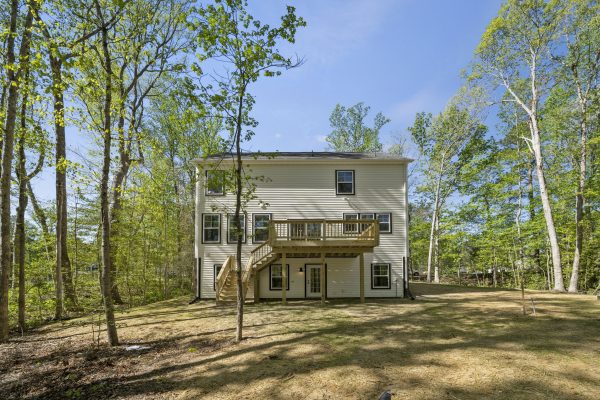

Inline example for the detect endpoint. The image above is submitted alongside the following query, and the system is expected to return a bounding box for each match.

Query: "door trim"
[304,263,327,299]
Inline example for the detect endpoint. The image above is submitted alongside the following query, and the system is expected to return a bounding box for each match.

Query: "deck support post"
[320,252,326,304]
[282,252,287,305]
[360,253,365,304]
[253,271,260,304]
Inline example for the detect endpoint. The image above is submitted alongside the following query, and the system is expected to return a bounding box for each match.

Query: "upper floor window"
[376,213,392,234]
[227,213,246,244]
[202,213,221,243]
[336,170,355,195]
[205,170,225,196]
[252,213,271,243]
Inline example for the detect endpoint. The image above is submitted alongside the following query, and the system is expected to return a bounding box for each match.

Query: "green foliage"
[325,102,388,152]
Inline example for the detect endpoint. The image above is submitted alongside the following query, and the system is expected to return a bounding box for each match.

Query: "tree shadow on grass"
[3,291,599,399]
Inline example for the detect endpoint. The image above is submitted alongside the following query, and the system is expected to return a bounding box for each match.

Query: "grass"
[1,283,599,399]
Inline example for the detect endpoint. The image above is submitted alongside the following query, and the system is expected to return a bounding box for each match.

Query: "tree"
[410,87,487,283]
[193,0,305,342]
[556,0,600,292]
[473,0,567,291]
[1,0,36,342]
[325,102,388,152]
[31,0,118,315]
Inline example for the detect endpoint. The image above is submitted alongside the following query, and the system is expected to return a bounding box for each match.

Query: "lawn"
[1,283,599,399]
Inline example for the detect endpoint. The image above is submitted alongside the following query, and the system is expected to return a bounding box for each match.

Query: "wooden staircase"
[215,242,277,304]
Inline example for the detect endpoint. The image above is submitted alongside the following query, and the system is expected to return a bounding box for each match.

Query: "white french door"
[305,265,321,298]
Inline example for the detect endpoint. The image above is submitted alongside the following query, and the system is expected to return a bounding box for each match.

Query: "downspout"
[404,163,414,300]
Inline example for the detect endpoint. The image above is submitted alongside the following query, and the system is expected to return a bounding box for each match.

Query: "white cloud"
[316,135,327,143]
[274,133,282,139]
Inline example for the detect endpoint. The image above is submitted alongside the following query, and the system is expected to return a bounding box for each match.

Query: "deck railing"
[268,219,379,244]
[215,255,235,299]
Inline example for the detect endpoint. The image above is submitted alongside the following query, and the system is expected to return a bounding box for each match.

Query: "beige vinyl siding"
[195,161,408,299]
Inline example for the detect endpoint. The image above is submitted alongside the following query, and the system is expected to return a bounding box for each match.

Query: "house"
[193,152,411,303]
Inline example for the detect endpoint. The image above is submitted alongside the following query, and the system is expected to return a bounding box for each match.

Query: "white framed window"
[371,263,391,289]
[213,264,222,290]
[343,213,359,234]
[269,264,290,290]
[227,213,246,244]
[205,170,225,196]
[202,214,221,243]
[336,170,355,195]
[252,213,271,243]
[376,213,392,234]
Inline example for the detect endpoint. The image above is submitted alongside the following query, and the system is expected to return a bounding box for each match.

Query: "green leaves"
[325,102,388,152]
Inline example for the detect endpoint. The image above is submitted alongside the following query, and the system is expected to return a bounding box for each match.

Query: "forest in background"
[0,0,598,343]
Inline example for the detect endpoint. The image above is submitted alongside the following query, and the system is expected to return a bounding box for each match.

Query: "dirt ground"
[1,283,599,400]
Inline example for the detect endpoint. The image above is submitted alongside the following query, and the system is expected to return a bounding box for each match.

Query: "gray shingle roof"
[198,151,412,163]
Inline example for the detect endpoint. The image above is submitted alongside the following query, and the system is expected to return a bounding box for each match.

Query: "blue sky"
[33,0,503,202]
[243,0,503,155]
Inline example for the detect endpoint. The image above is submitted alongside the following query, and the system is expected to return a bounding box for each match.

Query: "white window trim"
[376,213,392,234]
[269,264,290,291]
[202,213,221,244]
[205,170,225,196]
[252,213,272,243]
[227,213,246,244]
[336,170,355,195]
[371,263,391,289]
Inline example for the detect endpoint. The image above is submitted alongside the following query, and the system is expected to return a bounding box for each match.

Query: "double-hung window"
[372,263,391,289]
[376,213,392,233]
[205,170,225,196]
[202,214,221,243]
[269,264,290,290]
[336,170,355,195]
[227,213,246,243]
[252,213,271,243]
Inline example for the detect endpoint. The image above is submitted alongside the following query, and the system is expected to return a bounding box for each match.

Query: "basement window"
[213,264,222,290]
[269,264,290,290]
[371,263,391,289]
[336,170,355,195]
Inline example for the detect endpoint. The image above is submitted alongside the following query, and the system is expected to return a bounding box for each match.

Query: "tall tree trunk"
[530,116,564,291]
[50,56,78,312]
[234,88,246,343]
[15,91,29,332]
[0,0,34,342]
[569,86,589,293]
[427,173,442,283]
[433,213,440,283]
[98,4,119,346]
[108,99,129,305]
[527,161,542,272]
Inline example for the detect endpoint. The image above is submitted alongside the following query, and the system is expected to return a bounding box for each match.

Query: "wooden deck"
[216,219,380,305]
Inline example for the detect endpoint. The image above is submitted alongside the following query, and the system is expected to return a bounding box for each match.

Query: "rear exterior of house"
[193,152,410,302]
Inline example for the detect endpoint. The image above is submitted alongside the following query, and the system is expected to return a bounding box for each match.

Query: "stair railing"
[215,255,234,301]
